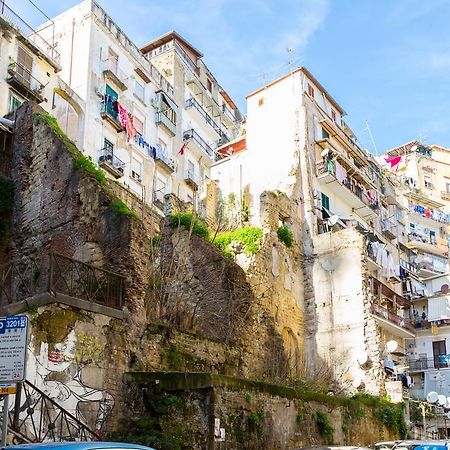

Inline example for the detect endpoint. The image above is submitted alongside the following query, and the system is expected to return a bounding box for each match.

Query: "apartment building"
[0,1,60,119]
[211,67,415,397]
[36,1,241,211]
[141,31,242,208]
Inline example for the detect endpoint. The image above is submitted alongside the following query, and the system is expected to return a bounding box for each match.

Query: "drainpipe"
[65,18,76,134]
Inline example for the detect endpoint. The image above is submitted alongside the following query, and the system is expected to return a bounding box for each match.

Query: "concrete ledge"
[0,292,125,319]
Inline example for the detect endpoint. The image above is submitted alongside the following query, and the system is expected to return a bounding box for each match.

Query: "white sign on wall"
[0,315,29,383]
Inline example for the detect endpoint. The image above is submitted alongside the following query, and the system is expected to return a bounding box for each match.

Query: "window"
[131,158,142,182]
[331,110,336,122]
[409,222,415,232]
[424,175,433,189]
[307,83,314,97]
[446,182,450,194]
[206,78,212,92]
[108,48,119,75]
[134,80,145,102]
[17,46,33,88]
[133,116,144,136]
[8,92,22,113]
[321,127,330,139]
[321,193,330,211]
[104,138,114,152]
[258,97,264,107]
[430,230,437,244]
[158,138,167,154]
[187,160,195,178]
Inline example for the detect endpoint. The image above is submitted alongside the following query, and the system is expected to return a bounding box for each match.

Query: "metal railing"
[155,110,176,135]
[5,380,100,442]
[101,100,120,122]
[153,190,165,207]
[408,232,437,246]
[154,147,175,171]
[381,218,397,236]
[441,191,450,201]
[400,258,419,276]
[183,129,214,158]
[371,303,415,333]
[7,62,45,94]
[185,97,229,141]
[0,1,60,63]
[102,57,127,86]
[0,254,124,310]
[317,160,379,211]
[184,170,200,186]
[98,147,125,174]
[407,356,448,371]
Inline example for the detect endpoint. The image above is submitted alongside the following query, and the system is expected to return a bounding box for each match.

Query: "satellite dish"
[386,340,398,353]
[321,148,331,158]
[447,412,450,420]
[427,391,439,403]
[411,145,418,152]
[441,284,449,294]
[438,395,446,406]
[352,375,362,388]
[327,215,340,226]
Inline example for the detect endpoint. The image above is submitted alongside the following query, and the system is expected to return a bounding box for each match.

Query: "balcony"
[100,101,124,132]
[316,160,379,220]
[371,303,415,337]
[406,233,448,258]
[6,62,44,103]
[98,148,125,179]
[0,2,60,65]
[155,110,176,136]
[183,129,215,159]
[381,218,397,240]
[185,97,229,142]
[413,253,449,278]
[102,58,127,91]
[407,356,449,372]
[154,147,175,174]
[153,190,165,210]
[184,170,200,190]
[441,191,450,201]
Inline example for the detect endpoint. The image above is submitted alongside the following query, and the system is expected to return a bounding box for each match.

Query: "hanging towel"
[335,161,347,183]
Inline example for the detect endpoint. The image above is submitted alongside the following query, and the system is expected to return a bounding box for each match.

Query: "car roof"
[1,443,156,450]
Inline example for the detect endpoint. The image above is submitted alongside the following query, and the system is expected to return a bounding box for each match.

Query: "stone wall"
[120,371,405,450]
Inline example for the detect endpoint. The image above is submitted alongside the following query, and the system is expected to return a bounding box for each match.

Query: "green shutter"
[321,193,330,211]
[106,84,118,100]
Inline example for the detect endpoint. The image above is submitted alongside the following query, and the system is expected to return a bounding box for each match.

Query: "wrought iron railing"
[185,97,229,142]
[183,129,214,158]
[0,1,60,63]
[102,57,127,86]
[154,147,175,172]
[50,253,124,309]
[0,253,124,310]
[407,356,448,371]
[98,147,125,174]
[7,62,45,95]
[371,303,415,333]
[155,110,176,135]
[4,380,99,442]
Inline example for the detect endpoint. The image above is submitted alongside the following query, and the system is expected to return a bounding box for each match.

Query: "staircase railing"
[2,380,99,443]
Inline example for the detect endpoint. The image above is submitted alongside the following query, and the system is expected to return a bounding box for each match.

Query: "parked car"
[297,447,371,450]
[371,441,399,450]
[1,443,156,450]
[392,441,450,450]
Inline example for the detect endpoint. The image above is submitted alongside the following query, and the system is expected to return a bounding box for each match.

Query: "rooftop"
[140,30,203,59]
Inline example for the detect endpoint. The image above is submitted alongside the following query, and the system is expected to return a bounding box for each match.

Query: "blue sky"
[12,0,450,153]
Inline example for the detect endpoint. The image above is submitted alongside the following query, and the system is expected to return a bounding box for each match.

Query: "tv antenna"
[365,120,378,155]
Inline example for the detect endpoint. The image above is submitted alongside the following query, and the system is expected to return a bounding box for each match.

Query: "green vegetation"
[166,345,182,371]
[73,153,107,186]
[110,198,140,220]
[34,111,141,221]
[168,212,210,239]
[277,225,293,247]
[213,227,263,257]
[315,410,334,441]
[0,176,14,243]
[248,409,265,431]
[150,235,161,248]
[244,392,252,403]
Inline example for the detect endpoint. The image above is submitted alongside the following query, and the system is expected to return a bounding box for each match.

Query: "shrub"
[73,154,107,186]
[168,212,209,239]
[277,225,293,247]
[315,410,334,440]
[213,227,262,256]
[110,198,140,220]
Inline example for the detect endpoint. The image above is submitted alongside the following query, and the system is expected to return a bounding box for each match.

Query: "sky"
[12,0,450,153]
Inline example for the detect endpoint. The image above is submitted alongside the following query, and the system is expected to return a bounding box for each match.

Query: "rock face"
[0,102,405,448]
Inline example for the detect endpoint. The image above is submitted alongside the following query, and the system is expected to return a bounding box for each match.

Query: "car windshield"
[412,446,447,450]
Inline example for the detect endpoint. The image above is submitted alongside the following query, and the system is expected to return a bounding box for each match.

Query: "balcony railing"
[101,100,124,132]
[7,62,45,102]
[381,218,397,239]
[102,57,127,91]
[155,110,176,136]
[0,253,124,310]
[441,191,450,201]
[185,97,229,142]
[183,129,214,158]
[153,190,165,209]
[154,147,175,173]
[407,356,449,371]
[400,258,419,276]
[371,303,415,333]
[184,170,200,190]
[0,1,60,64]
[317,160,380,211]
[98,147,125,178]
